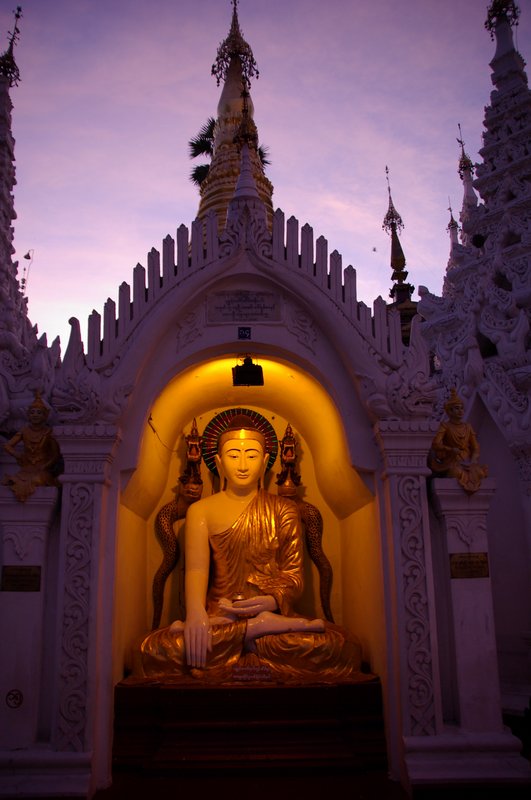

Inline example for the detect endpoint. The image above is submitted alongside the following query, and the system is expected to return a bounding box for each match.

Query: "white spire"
[233,143,260,200]
[226,142,266,228]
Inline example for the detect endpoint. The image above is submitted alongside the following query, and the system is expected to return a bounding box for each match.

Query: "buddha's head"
[216,414,269,492]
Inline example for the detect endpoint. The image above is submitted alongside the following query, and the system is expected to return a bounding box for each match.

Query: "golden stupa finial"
[457,124,474,180]
[382,165,404,235]
[447,198,458,233]
[211,0,259,89]
[382,166,407,277]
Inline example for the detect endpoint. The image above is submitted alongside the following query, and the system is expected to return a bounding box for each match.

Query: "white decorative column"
[51,426,120,785]
[375,419,443,782]
[0,425,120,799]
[0,487,58,749]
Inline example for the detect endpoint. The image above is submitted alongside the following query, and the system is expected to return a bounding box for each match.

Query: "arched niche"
[113,355,381,677]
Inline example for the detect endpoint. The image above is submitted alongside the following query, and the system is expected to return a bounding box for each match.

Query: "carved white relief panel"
[2,525,46,562]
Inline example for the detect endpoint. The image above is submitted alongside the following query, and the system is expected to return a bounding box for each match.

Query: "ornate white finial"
[0,6,22,87]
[485,1,520,39]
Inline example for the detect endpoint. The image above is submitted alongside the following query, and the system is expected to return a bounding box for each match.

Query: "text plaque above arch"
[207,290,281,323]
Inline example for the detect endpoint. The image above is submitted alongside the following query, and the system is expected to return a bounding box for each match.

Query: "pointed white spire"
[485,1,527,92]
[457,125,478,214]
[485,1,520,60]
[226,142,266,227]
[233,143,260,200]
[447,201,459,249]
[492,12,516,60]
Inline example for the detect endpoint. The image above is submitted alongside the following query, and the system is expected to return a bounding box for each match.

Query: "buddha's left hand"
[220,595,278,617]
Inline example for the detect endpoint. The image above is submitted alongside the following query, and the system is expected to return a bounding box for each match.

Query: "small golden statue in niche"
[276,423,335,623]
[140,411,366,684]
[151,419,203,630]
[2,391,62,502]
[428,388,488,494]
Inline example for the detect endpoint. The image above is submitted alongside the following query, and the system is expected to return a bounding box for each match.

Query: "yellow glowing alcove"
[121,356,373,520]
[115,355,383,673]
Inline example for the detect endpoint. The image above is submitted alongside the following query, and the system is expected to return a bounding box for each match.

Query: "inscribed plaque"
[449,552,489,579]
[1,565,41,592]
[208,291,281,323]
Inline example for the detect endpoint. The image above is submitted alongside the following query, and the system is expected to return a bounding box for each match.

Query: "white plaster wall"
[113,505,150,676]
[470,403,530,696]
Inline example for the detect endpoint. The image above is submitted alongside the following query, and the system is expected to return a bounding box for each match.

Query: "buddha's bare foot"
[245,610,325,642]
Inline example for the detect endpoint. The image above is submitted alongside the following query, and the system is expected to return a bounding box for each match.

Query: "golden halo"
[201,408,278,475]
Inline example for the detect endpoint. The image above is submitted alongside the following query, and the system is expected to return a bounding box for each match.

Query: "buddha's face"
[216,437,268,491]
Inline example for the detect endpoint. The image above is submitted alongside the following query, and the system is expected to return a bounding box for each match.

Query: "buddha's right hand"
[184,609,212,668]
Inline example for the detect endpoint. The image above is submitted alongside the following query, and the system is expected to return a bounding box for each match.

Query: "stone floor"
[94,767,409,799]
[92,767,531,800]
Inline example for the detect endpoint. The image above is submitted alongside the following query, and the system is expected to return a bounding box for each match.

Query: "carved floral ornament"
[446,515,488,546]
[219,202,272,259]
[3,525,45,561]
[57,480,93,751]
[361,316,438,422]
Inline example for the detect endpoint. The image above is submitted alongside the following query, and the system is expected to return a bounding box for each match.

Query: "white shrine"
[0,1,530,797]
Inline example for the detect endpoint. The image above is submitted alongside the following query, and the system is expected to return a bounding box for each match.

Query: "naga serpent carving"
[298,498,335,624]
[151,419,203,630]
[276,423,335,623]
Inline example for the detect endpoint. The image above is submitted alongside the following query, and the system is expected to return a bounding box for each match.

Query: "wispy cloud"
[6,0,530,347]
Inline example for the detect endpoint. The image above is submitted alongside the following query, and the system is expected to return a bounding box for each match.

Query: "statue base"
[112,677,386,771]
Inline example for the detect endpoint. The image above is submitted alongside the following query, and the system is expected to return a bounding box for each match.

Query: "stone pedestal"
[0,487,58,749]
[432,478,501,732]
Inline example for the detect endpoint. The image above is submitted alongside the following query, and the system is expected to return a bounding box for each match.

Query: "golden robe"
[140,491,363,683]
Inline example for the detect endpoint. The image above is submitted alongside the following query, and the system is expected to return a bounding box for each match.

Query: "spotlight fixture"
[232,356,264,387]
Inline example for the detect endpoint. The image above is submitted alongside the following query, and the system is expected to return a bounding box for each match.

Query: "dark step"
[112,677,387,771]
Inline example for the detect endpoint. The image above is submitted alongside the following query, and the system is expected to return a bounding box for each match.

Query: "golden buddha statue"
[428,388,488,494]
[2,391,62,502]
[139,413,365,684]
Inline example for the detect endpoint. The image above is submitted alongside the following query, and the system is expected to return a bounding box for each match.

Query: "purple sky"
[6,0,531,350]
